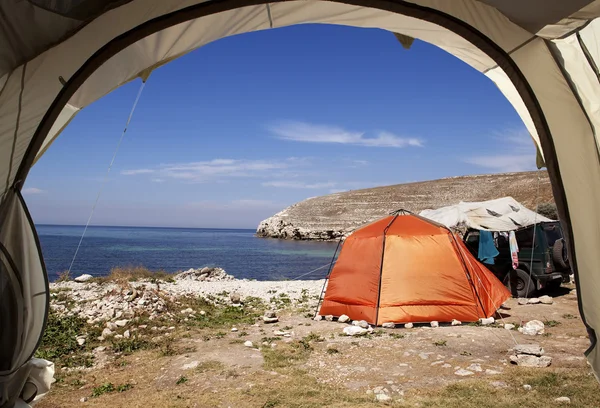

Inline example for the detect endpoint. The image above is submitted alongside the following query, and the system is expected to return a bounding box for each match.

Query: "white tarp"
[419,197,552,231]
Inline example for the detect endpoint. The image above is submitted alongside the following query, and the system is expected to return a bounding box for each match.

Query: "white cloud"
[269,121,423,148]
[22,187,45,194]
[121,158,303,183]
[262,181,337,189]
[121,169,155,175]
[464,128,537,172]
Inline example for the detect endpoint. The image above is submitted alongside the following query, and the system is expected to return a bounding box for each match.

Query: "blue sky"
[23,24,536,229]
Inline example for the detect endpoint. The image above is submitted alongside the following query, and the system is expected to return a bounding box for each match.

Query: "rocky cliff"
[256,171,554,240]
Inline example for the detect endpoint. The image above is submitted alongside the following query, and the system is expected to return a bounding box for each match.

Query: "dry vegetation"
[37,279,599,408]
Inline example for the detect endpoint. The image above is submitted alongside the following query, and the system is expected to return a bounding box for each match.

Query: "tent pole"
[313,237,343,318]
[374,214,399,326]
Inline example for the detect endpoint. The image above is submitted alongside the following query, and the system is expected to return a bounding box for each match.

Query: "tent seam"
[5,64,26,193]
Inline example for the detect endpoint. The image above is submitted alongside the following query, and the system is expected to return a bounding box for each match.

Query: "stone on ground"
[231,327,238,332]
[357,320,369,329]
[504,323,515,330]
[404,323,413,329]
[467,363,483,372]
[244,341,253,348]
[343,326,368,336]
[518,298,529,305]
[451,319,462,326]
[554,397,571,404]
[539,295,554,305]
[115,319,128,327]
[74,274,93,283]
[325,315,334,321]
[523,384,532,391]
[182,361,199,370]
[514,344,544,356]
[264,310,277,318]
[454,369,474,376]
[76,337,86,346]
[123,330,130,339]
[491,381,508,388]
[101,328,113,338]
[382,322,395,329]
[375,394,392,402]
[430,321,439,328]
[528,298,541,304]
[230,292,241,304]
[313,315,322,321]
[480,317,494,325]
[519,320,545,335]
[338,314,350,323]
[510,354,552,367]
[263,316,279,323]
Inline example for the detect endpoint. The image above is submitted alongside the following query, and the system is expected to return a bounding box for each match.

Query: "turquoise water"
[37,225,338,282]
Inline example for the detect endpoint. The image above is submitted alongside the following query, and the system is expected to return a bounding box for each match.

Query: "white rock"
[382,322,395,329]
[338,314,350,323]
[231,328,238,332]
[357,320,369,329]
[313,315,323,321]
[114,334,123,340]
[442,363,452,368]
[230,292,241,304]
[264,310,277,318]
[199,310,206,316]
[180,308,194,314]
[454,369,474,376]
[182,361,199,370]
[480,317,495,325]
[467,363,483,372]
[514,344,544,356]
[263,316,279,324]
[404,323,413,329]
[430,321,439,328]
[325,315,334,321]
[94,346,106,352]
[486,369,502,375]
[115,319,128,327]
[554,397,571,404]
[519,320,545,335]
[419,353,429,360]
[123,330,130,339]
[518,298,529,305]
[244,341,254,348]
[101,328,113,338]
[375,394,392,402]
[80,397,88,402]
[504,324,515,330]
[528,298,541,304]
[76,337,86,346]
[74,274,93,283]
[491,381,508,388]
[343,326,368,336]
[523,384,532,391]
[451,319,462,326]
[510,354,552,367]
[539,295,554,305]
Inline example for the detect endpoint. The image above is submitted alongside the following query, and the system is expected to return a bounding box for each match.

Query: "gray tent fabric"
[3,0,600,404]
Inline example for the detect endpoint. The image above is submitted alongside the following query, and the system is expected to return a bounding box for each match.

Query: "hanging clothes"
[509,231,519,270]
[478,230,499,265]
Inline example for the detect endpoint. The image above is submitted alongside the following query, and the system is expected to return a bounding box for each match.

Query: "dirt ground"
[38,285,599,408]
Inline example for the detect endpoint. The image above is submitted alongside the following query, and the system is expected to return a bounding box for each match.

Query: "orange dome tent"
[319,211,510,325]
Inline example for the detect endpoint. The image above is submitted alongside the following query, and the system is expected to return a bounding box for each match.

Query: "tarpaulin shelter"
[419,197,552,232]
[3,0,600,404]
[319,212,511,324]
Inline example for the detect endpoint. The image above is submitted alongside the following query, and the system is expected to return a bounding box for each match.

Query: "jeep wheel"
[504,269,536,298]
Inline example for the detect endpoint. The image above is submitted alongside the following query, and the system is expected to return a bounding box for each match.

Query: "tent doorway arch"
[3,2,600,404]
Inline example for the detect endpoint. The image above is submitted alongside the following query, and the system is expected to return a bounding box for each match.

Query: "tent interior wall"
[2,0,600,404]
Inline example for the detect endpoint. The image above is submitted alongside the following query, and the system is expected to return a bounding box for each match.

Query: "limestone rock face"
[256,171,553,240]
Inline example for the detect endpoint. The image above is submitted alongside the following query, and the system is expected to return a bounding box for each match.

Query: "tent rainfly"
[3,1,600,405]
[419,197,552,232]
[318,212,511,324]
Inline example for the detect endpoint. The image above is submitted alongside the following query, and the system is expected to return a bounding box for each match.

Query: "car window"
[543,224,562,246]
[515,228,535,248]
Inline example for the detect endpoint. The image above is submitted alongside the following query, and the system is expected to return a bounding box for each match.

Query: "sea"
[37,225,339,282]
